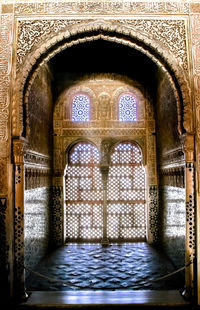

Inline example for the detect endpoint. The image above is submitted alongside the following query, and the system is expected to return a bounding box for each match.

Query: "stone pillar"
[100,166,109,245]
[13,138,28,300]
[183,134,196,298]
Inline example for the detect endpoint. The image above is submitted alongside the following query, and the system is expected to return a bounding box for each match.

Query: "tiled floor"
[26,243,185,291]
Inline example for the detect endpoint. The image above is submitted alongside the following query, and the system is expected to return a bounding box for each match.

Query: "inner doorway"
[65,141,146,243]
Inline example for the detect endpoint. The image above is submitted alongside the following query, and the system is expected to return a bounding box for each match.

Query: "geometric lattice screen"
[107,142,146,241]
[65,142,103,241]
[65,141,146,242]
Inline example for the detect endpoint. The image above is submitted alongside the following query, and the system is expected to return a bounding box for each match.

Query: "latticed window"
[65,141,146,242]
[119,93,137,121]
[72,94,90,122]
[107,142,146,240]
[65,142,103,241]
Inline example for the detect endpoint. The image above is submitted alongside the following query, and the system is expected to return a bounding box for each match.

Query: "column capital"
[181,133,195,162]
[13,138,28,164]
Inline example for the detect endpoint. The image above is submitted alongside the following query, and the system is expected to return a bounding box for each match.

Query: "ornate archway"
[12,20,195,299]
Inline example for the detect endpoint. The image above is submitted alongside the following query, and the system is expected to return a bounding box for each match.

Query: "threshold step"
[15,290,193,309]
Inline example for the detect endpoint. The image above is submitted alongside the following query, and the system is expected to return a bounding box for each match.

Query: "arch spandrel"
[13,19,192,140]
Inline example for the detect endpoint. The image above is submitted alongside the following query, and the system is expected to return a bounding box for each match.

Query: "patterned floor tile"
[26,242,185,291]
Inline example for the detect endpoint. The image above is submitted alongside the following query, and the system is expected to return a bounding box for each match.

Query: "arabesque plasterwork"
[13,1,190,15]
[17,19,187,70]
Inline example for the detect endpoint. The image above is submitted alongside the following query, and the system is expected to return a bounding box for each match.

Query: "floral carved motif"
[17,20,87,66]
[14,1,189,15]
[119,19,187,70]
[17,19,187,71]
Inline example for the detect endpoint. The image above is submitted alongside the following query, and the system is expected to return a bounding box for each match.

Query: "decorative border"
[13,2,190,15]
[0,14,13,144]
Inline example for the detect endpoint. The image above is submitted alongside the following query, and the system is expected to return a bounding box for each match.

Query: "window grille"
[107,142,146,240]
[72,94,90,122]
[119,94,137,121]
[65,142,146,242]
[65,143,103,241]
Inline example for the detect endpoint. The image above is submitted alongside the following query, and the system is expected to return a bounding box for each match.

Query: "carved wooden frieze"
[17,19,188,71]
[14,1,189,16]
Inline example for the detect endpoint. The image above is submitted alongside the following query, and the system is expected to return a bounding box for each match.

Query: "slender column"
[182,134,195,299]
[101,166,109,245]
[13,138,28,300]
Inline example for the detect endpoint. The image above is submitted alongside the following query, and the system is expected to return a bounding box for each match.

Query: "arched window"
[72,94,90,122]
[107,142,146,240]
[65,142,103,241]
[119,93,137,121]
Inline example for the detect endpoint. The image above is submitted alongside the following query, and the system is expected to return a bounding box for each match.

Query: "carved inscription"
[0,14,13,142]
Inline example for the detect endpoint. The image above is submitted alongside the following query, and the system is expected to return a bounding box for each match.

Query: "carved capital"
[13,138,28,164]
[181,134,194,162]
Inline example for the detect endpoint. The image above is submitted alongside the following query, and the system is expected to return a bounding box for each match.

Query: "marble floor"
[26,243,185,292]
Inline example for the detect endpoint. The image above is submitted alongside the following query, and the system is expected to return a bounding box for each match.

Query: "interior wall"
[24,64,53,274]
[156,72,185,268]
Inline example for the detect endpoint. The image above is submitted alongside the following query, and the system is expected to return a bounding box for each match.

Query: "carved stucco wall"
[27,64,53,156]
[24,65,53,276]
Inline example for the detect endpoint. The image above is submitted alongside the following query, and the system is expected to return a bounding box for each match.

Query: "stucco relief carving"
[17,19,187,71]
[97,92,111,120]
[0,14,13,142]
[118,19,187,70]
[17,20,85,66]
[14,1,189,15]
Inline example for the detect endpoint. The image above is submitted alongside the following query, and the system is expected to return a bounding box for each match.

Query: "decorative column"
[100,140,111,246]
[183,134,196,299]
[13,138,28,300]
[100,166,109,245]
